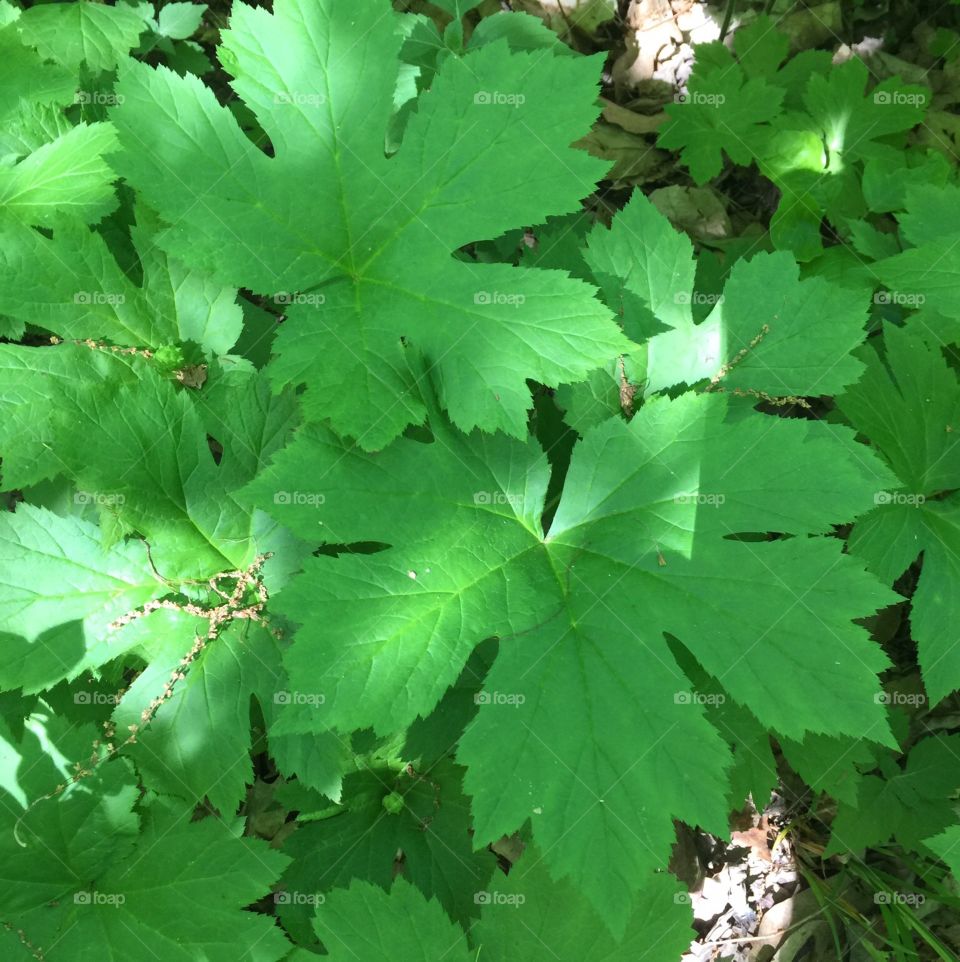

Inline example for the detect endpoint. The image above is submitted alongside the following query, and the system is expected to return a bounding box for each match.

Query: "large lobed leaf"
[110,0,629,447]
[244,380,899,930]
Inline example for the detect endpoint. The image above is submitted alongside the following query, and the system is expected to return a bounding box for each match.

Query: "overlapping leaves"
[244,378,898,929]
[111,0,629,447]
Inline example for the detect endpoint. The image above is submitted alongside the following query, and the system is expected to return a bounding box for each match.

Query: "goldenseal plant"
[0,0,958,959]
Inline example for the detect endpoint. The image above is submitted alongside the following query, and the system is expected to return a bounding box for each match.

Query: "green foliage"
[659,16,931,261]
[0,1,958,958]
[826,735,960,855]
[17,0,149,72]
[838,325,960,705]
[110,0,625,446]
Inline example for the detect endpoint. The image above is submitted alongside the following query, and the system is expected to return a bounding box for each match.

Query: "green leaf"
[112,622,284,815]
[467,11,571,55]
[0,124,118,228]
[555,349,644,435]
[733,15,790,80]
[530,0,616,34]
[0,504,161,656]
[111,0,624,445]
[586,196,872,396]
[875,183,960,329]
[471,847,694,961]
[131,204,243,356]
[781,733,884,806]
[430,0,483,18]
[802,59,928,168]
[0,343,142,489]
[269,727,349,803]
[691,251,870,396]
[246,385,897,931]
[0,714,139,912]
[0,17,74,126]
[156,2,206,39]
[0,102,73,167]
[704,695,778,810]
[924,825,960,879]
[40,366,297,581]
[826,736,960,855]
[12,804,291,961]
[17,0,148,72]
[838,325,960,704]
[313,878,472,961]
[281,760,494,929]
[862,149,951,213]
[0,208,244,355]
[0,219,162,347]
[311,858,692,962]
[583,190,695,339]
[51,368,247,576]
[657,45,784,183]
